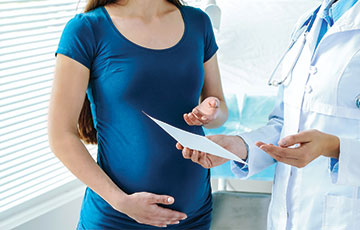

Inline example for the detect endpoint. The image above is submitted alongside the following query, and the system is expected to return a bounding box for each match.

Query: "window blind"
[0,0,97,215]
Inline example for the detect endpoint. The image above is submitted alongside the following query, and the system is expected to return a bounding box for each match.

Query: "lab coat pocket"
[322,195,356,230]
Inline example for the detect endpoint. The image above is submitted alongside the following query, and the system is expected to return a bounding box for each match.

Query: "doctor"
[177,0,360,229]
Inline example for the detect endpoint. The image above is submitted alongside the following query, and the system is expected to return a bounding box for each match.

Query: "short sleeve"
[202,13,218,63]
[55,14,96,69]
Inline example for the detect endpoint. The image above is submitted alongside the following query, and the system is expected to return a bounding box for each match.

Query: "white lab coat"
[232,1,360,230]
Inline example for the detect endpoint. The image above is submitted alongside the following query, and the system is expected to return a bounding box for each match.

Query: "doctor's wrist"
[321,133,340,159]
[235,135,249,160]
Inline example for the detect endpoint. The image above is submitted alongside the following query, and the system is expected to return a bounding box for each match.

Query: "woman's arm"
[48,55,124,207]
[184,54,228,129]
[48,55,186,228]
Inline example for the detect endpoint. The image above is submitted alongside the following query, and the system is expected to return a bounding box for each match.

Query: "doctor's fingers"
[190,150,203,163]
[182,147,195,159]
[259,144,311,168]
[198,153,213,168]
[265,151,305,168]
[190,150,211,168]
[258,143,300,159]
[176,142,184,150]
[279,130,315,147]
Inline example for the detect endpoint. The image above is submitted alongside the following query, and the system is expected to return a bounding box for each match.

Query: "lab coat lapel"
[306,14,323,55]
[305,0,334,54]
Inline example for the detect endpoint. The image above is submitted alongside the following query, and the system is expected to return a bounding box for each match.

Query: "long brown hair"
[78,0,184,144]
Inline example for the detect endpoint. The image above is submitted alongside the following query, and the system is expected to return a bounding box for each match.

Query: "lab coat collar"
[307,0,360,59]
[323,0,360,34]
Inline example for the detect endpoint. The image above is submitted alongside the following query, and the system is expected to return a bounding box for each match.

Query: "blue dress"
[56,5,218,229]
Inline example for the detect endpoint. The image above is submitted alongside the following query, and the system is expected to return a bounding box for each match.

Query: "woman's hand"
[176,135,248,168]
[184,97,220,126]
[256,129,340,168]
[113,192,187,228]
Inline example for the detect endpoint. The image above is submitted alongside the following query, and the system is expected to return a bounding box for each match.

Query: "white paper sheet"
[145,113,247,164]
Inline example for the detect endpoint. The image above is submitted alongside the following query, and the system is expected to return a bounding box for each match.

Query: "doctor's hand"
[176,135,248,168]
[256,129,340,168]
[115,192,187,228]
[184,97,220,127]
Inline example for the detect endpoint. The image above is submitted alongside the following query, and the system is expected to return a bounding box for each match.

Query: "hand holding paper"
[145,113,247,164]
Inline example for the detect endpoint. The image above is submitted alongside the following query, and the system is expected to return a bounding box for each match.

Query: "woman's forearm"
[204,99,228,129]
[49,131,127,210]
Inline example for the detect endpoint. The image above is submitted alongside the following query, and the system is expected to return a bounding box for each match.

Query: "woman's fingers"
[148,220,179,228]
[183,114,194,125]
[183,113,202,126]
[125,192,187,228]
[142,212,183,228]
[184,109,212,126]
[192,108,211,123]
[184,97,220,126]
[143,198,187,227]
[187,113,202,125]
[155,206,187,220]
[183,114,192,125]
[144,216,181,227]
[192,108,205,118]
[145,205,187,225]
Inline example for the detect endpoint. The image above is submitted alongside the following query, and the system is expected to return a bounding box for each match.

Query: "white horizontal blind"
[0,0,97,214]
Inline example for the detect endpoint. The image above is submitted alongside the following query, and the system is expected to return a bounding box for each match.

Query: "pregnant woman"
[48,0,228,229]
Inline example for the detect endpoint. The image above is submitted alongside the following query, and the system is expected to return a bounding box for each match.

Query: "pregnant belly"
[98,138,211,214]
